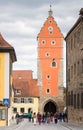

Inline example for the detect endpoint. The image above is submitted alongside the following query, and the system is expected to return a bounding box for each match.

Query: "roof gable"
[38,16,63,38]
[0,34,17,62]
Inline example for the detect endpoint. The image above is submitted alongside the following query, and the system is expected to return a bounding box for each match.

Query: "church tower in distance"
[37,6,64,114]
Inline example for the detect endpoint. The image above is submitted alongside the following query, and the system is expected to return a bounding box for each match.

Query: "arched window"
[52,61,56,67]
[51,59,57,67]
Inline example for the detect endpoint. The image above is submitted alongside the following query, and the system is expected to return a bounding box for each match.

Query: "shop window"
[0,109,6,120]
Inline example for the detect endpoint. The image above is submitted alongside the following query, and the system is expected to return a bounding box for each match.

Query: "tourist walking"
[37,112,42,125]
[33,112,37,125]
[15,112,19,124]
[54,112,58,124]
[47,112,51,124]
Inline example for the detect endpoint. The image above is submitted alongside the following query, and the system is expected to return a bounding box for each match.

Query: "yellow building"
[0,34,17,126]
[12,70,39,117]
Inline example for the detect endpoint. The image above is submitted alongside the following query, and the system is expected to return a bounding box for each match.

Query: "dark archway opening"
[44,101,56,114]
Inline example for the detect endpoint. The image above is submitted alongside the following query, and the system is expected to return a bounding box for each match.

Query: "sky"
[0,0,82,87]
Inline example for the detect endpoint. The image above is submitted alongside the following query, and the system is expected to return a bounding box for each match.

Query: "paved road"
[11,120,71,130]
[0,119,83,130]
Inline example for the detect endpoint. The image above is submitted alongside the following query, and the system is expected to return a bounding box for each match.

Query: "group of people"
[28,111,67,125]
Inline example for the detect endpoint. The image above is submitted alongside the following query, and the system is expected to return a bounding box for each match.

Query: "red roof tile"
[13,79,40,97]
[13,70,33,80]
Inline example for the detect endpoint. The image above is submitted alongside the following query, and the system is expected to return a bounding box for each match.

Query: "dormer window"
[15,90,21,95]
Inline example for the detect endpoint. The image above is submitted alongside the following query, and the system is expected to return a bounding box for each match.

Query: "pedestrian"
[42,112,46,123]
[54,112,58,124]
[28,112,32,122]
[37,112,42,125]
[15,112,19,124]
[50,112,53,123]
[47,112,50,124]
[33,112,37,125]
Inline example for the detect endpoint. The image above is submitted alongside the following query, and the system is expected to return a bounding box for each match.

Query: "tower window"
[51,59,57,67]
[46,88,51,94]
[51,40,56,45]
[52,62,56,67]
[45,52,50,57]
[48,26,53,31]
[46,75,51,79]
[41,40,46,44]
[49,20,52,24]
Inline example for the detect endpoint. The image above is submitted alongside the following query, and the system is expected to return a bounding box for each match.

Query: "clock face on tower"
[48,26,53,31]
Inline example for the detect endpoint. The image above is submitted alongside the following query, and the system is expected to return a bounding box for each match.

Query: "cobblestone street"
[0,119,83,130]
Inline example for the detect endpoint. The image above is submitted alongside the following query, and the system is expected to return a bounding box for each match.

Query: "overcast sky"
[0,0,82,86]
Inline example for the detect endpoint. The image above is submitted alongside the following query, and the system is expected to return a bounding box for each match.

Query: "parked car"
[20,113,28,118]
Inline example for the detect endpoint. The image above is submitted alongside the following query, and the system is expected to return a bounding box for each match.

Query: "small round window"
[51,40,56,45]
[49,20,52,24]
[41,40,46,44]
[48,26,53,32]
[45,52,50,57]
[46,75,51,79]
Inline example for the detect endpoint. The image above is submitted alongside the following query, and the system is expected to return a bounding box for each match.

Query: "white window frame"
[51,40,56,45]
[46,88,51,94]
[45,52,50,57]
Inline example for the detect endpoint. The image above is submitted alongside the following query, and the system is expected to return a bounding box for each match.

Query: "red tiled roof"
[13,70,33,80]
[0,33,17,62]
[13,78,40,97]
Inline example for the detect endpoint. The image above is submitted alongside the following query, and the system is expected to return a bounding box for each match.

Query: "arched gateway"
[44,101,57,114]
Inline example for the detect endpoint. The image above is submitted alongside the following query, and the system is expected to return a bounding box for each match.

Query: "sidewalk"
[61,122,83,130]
[0,120,23,130]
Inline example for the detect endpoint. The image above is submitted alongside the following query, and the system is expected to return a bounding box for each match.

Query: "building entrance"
[44,101,56,114]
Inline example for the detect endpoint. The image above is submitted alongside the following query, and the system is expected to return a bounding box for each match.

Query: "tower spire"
[48,5,53,16]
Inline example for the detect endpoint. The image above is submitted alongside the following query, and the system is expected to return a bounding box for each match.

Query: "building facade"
[0,34,17,126]
[65,8,83,125]
[12,70,39,117]
[37,6,64,114]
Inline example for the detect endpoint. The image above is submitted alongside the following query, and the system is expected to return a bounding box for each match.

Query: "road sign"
[3,98,10,107]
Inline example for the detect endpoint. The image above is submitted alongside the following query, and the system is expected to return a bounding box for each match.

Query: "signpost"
[3,98,10,107]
